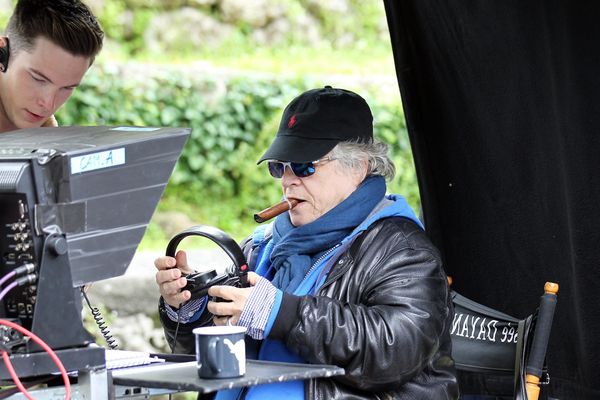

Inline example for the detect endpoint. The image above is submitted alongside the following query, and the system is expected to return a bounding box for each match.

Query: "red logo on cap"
[288,115,297,128]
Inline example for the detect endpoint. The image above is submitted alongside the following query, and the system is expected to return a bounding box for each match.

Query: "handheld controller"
[165,225,249,301]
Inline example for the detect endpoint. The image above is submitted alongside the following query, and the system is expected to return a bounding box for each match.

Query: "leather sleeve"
[269,218,451,392]
[159,296,212,354]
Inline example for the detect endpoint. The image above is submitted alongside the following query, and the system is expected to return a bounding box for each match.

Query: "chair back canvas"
[451,291,534,399]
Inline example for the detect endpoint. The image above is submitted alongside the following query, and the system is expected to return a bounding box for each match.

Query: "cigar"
[254,198,299,223]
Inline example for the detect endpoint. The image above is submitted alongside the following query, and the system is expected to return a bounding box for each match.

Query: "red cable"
[2,351,34,400]
[0,319,71,399]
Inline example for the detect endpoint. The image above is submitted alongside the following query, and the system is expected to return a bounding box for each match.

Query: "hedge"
[56,64,419,240]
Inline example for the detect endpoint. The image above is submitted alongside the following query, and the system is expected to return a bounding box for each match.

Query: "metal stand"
[29,234,95,352]
[111,359,344,395]
[1,359,344,399]
[3,369,108,400]
[0,346,105,380]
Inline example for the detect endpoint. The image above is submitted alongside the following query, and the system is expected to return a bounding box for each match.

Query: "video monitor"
[0,126,189,324]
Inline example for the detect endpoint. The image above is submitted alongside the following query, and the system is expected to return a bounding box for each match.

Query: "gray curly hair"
[329,140,396,181]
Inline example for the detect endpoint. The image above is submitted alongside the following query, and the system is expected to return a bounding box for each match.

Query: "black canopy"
[384,1,600,398]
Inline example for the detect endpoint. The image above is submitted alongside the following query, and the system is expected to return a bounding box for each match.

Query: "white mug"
[193,325,247,379]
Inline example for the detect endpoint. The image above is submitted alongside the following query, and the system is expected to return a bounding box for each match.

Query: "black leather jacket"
[160,217,459,399]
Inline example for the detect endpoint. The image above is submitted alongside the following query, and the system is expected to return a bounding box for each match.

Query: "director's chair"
[449,280,559,400]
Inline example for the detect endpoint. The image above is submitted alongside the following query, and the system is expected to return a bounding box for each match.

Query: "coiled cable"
[81,290,118,350]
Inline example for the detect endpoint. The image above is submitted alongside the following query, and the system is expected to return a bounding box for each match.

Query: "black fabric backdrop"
[384,1,600,398]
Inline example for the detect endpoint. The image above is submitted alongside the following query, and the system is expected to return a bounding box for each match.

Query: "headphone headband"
[165,225,248,283]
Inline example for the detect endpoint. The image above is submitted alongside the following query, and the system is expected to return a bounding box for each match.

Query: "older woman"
[155,86,458,399]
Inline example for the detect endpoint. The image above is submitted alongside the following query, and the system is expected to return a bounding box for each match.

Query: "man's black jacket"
[159,217,459,399]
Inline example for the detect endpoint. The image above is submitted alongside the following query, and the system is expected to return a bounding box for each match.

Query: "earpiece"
[0,37,9,73]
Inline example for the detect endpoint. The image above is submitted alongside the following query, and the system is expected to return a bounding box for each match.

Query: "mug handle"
[206,337,222,374]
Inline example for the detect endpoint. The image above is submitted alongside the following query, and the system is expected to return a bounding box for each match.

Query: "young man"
[0,0,104,133]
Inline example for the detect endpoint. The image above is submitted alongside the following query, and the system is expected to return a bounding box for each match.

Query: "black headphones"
[165,225,249,301]
[0,37,9,73]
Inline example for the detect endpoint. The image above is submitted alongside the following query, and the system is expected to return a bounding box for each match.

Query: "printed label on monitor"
[111,127,160,132]
[70,148,126,174]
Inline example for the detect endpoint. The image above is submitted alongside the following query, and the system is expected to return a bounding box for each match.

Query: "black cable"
[172,307,182,354]
[81,289,118,349]
[167,306,183,400]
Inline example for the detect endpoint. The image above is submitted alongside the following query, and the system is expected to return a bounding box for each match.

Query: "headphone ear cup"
[0,37,9,72]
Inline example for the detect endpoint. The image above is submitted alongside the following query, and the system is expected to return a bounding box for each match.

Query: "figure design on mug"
[224,338,246,375]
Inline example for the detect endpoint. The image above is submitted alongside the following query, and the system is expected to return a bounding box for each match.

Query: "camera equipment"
[0,126,189,378]
[165,225,249,301]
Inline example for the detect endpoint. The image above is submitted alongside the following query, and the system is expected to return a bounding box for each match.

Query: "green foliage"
[300,0,385,50]
[0,1,15,29]
[370,103,420,209]
[94,0,127,43]
[89,0,392,64]
[96,1,161,56]
[56,64,418,246]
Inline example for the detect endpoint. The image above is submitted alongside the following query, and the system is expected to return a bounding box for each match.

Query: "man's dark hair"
[6,0,104,64]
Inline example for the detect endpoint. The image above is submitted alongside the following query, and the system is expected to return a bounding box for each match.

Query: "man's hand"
[154,250,195,308]
[207,272,261,326]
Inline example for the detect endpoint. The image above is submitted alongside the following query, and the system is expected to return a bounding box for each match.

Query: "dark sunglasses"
[267,157,336,179]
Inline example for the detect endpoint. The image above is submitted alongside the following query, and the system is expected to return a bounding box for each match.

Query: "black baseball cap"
[257,86,373,163]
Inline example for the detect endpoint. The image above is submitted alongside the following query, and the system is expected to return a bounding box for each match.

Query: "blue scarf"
[270,176,386,292]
